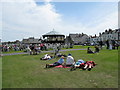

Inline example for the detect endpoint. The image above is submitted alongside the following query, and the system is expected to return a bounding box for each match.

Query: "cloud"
[1,0,118,41]
[55,11,118,36]
[44,0,52,3]
[2,0,61,41]
[84,11,118,35]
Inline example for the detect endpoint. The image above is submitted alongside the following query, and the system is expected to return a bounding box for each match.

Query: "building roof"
[43,30,64,37]
[22,37,41,44]
[102,29,119,35]
[69,33,88,44]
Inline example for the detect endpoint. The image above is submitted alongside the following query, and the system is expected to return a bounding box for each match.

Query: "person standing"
[115,42,119,50]
[99,41,103,49]
[106,40,109,49]
[109,40,112,50]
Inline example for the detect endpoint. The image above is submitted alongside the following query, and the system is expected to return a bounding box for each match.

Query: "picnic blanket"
[55,65,71,68]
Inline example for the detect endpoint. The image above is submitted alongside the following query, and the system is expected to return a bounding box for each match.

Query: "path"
[2,49,86,56]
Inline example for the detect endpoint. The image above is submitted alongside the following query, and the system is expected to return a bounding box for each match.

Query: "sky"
[1,0,118,42]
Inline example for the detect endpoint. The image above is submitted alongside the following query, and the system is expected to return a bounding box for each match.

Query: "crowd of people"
[1,44,25,52]
[1,40,119,57]
[1,43,64,52]
[105,40,119,50]
[98,40,119,50]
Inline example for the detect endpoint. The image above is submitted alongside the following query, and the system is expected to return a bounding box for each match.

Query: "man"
[64,54,75,67]
[46,56,65,68]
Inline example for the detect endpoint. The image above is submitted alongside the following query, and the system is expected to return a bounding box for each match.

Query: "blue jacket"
[58,58,64,64]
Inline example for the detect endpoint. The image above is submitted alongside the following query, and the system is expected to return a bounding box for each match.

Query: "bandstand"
[42,30,65,43]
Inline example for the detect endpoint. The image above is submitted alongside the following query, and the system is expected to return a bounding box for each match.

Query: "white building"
[100,29,119,42]
[89,35,99,45]
[89,28,120,45]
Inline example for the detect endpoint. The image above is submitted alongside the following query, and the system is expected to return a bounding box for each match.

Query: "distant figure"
[112,40,115,49]
[115,42,119,50]
[40,43,44,50]
[53,45,59,57]
[106,40,109,49]
[109,44,112,50]
[99,41,103,49]
[26,46,32,54]
[94,46,99,53]
[56,53,67,57]
[87,47,94,54]
[57,44,61,52]
[109,40,112,50]
[30,45,35,55]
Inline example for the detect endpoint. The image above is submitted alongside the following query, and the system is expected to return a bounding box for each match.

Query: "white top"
[66,56,75,65]
[44,54,51,59]
[47,56,51,59]
[109,44,112,50]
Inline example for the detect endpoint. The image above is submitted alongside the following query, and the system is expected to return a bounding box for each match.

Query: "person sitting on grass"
[46,56,65,68]
[40,54,53,60]
[87,47,94,54]
[56,53,67,57]
[94,46,99,53]
[70,59,85,71]
[83,61,97,71]
[64,54,75,67]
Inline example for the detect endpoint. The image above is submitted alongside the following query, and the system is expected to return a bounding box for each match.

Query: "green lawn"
[2,46,118,88]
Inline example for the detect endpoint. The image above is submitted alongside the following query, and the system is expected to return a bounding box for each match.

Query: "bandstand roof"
[43,30,65,38]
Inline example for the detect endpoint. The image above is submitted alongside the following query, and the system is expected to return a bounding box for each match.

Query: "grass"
[2,46,118,88]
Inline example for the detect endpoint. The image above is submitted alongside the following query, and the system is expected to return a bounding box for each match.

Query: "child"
[70,59,85,71]
[83,61,96,71]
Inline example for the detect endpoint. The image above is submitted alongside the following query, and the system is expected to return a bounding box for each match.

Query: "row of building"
[90,28,120,45]
[2,28,120,46]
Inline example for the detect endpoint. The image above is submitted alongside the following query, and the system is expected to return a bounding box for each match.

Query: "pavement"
[2,49,86,56]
